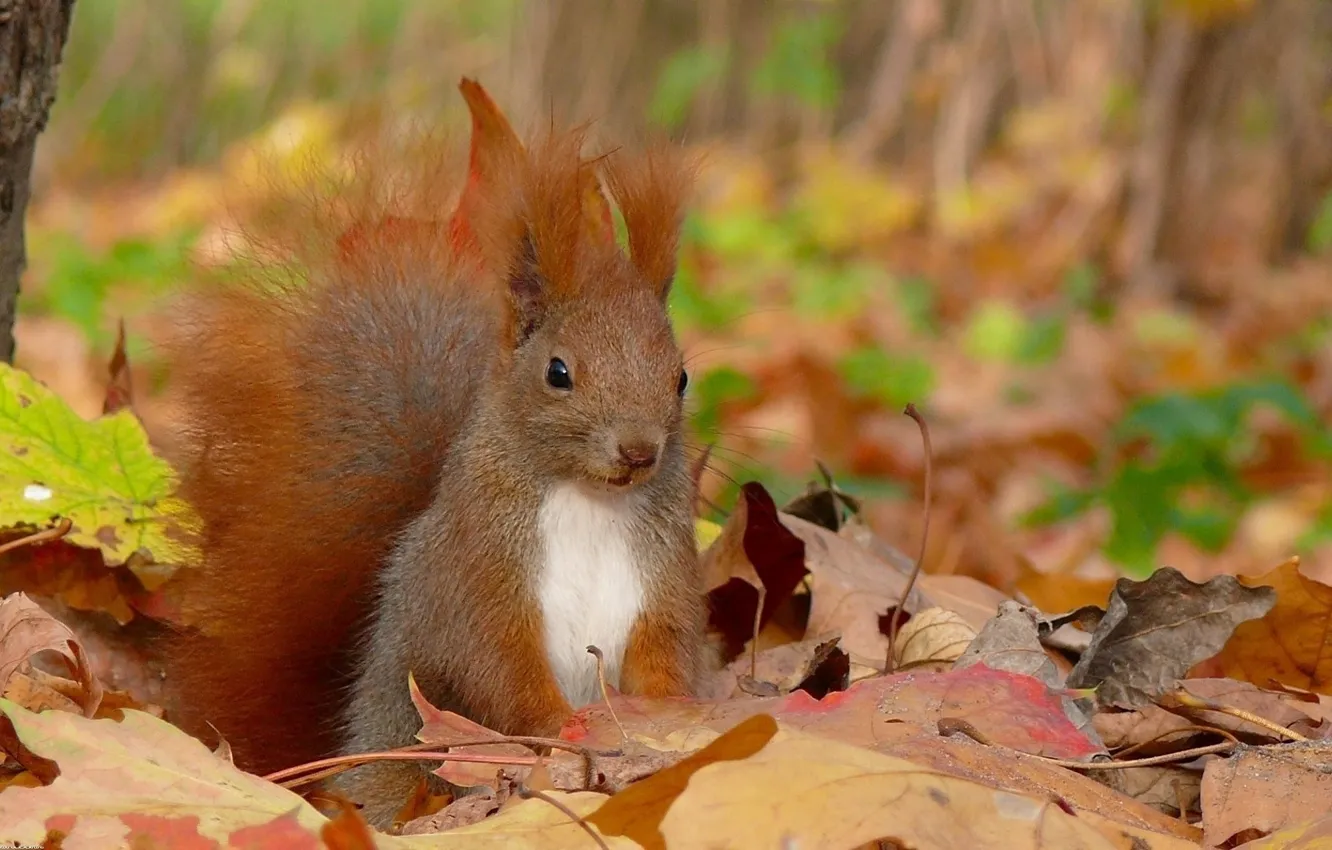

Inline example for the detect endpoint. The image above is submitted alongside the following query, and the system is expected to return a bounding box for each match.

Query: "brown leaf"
[896,607,976,667]
[780,512,916,663]
[702,483,808,659]
[590,715,1197,850]
[1209,557,1332,694]
[1201,740,1332,849]
[584,714,779,850]
[1097,765,1200,819]
[401,789,501,835]
[319,797,378,849]
[1096,678,1332,750]
[954,600,1059,686]
[411,675,535,788]
[718,636,850,700]
[102,319,134,415]
[1066,567,1276,708]
[0,592,102,717]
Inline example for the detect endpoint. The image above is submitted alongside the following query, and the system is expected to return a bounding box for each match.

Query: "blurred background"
[13,0,1332,610]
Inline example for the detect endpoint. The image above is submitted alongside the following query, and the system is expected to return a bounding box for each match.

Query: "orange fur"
[159,78,702,795]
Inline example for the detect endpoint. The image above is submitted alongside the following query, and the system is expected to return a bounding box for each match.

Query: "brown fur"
[159,79,703,828]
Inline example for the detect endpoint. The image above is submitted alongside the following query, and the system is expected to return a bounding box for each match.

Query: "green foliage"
[749,10,842,110]
[1308,191,1332,255]
[53,0,519,176]
[838,346,936,410]
[27,228,199,350]
[0,364,194,576]
[790,261,882,320]
[1027,379,1330,574]
[1062,261,1113,322]
[690,366,759,438]
[961,299,1070,366]
[650,45,729,131]
[896,276,941,337]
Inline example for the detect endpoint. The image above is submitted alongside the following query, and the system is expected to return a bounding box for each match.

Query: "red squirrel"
[159,79,706,826]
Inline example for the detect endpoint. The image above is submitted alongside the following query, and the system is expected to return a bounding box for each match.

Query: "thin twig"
[939,717,1234,769]
[0,518,73,557]
[587,645,627,741]
[1113,724,1239,760]
[1163,687,1310,743]
[749,583,766,680]
[518,784,610,850]
[887,404,932,673]
[1030,743,1235,770]
[265,750,540,789]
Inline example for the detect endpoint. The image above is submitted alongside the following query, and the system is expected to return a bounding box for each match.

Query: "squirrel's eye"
[677,369,689,397]
[546,358,573,390]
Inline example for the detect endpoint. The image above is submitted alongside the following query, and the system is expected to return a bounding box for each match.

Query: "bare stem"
[887,403,932,673]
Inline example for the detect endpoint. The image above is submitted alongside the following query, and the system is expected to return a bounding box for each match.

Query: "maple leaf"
[0,363,198,589]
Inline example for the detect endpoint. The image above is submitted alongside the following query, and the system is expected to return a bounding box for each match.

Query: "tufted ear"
[451,79,615,259]
[447,78,528,261]
[601,144,696,301]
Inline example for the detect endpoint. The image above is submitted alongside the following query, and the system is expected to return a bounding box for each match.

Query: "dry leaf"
[895,606,976,666]
[702,483,808,659]
[0,592,102,717]
[1201,739,1332,849]
[590,714,1198,850]
[1210,558,1332,694]
[954,600,1059,686]
[410,676,535,788]
[780,512,919,664]
[1067,567,1276,708]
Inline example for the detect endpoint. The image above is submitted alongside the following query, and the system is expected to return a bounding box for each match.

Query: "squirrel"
[158,78,707,827]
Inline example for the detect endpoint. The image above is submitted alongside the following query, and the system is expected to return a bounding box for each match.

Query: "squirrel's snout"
[618,440,659,470]
[599,426,665,486]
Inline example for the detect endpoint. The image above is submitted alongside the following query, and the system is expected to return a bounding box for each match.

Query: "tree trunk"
[0,0,75,364]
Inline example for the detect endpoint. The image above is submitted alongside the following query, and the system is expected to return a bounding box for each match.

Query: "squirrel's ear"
[602,145,695,301]
[449,78,527,260]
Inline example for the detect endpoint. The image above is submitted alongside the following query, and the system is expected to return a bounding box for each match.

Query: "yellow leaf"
[590,714,1198,850]
[694,517,723,552]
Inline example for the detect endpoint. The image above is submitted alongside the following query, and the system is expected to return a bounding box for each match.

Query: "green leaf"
[0,364,195,580]
[1305,190,1332,255]
[838,346,936,409]
[962,299,1028,363]
[690,366,759,437]
[749,11,842,109]
[649,44,729,131]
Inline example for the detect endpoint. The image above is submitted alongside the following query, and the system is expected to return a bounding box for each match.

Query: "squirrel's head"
[462,116,695,491]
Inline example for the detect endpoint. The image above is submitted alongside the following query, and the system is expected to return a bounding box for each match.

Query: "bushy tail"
[158,79,542,773]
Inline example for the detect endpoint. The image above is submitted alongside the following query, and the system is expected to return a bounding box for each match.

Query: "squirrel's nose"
[617,441,659,469]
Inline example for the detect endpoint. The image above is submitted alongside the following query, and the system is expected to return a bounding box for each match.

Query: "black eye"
[546,358,573,390]
[677,369,688,397]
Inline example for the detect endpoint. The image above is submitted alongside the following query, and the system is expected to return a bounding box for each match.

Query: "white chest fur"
[537,482,646,707]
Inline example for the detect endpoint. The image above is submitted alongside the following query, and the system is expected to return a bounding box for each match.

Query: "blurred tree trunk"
[0,0,74,364]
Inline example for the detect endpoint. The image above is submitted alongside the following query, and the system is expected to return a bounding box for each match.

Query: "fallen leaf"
[895,606,976,667]
[401,791,500,835]
[780,512,917,664]
[591,713,1197,850]
[410,675,535,788]
[954,600,1059,686]
[0,592,102,716]
[0,698,331,847]
[702,482,808,659]
[585,713,778,849]
[1209,557,1332,694]
[103,319,134,415]
[1201,739,1332,849]
[0,363,198,590]
[1067,567,1276,708]
[562,665,1106,762]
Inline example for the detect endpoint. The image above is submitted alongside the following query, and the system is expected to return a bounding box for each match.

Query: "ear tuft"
[601,144,697,299]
